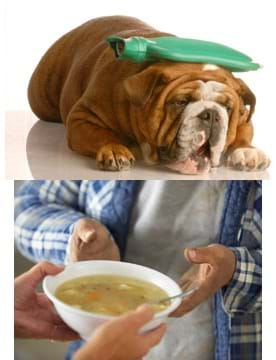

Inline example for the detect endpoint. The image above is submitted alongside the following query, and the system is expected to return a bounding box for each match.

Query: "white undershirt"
[125,181,226,360]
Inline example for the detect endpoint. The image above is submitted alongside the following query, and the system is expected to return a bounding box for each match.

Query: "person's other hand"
[70,218,120,262]
[74,304,166,360]
[15,261,80,340]
[171,244,236,317]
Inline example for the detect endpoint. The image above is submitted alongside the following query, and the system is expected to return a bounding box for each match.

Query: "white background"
[2,0,276,359]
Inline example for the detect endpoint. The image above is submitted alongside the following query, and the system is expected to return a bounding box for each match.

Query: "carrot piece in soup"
[85,291,101,302]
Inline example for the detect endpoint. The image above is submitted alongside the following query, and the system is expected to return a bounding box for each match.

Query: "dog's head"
[124,62,255,174]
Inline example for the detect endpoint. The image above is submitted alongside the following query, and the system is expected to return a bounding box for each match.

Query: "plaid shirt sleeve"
[14,181,87,264]
[223,182,262,314]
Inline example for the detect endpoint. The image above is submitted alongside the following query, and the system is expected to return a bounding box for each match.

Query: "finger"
[171,272,218,317]
[36,294,61,322]
[179,276,198,290]
[78,222,97,243]
[140,323,166,348]
[49,323,80,341]
[107,304,155,333]
[184,247,216,266]
[170,293,195,317]
[23,262,64,289]
[36,293,78,327]
[179,266,200,288]
[81,230,97,243]
[37,306,65,325]
[39,309,73,328]
[126,304,155,331]
[21,318,80,341]
[37,293,54,309]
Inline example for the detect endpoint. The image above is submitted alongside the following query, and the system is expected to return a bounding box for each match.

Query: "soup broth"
[55,274,170,316]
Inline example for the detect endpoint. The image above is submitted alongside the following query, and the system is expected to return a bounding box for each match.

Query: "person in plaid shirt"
[14,180,261,360]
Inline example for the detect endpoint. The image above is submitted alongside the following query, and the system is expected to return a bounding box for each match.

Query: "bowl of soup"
[43,260,182,339]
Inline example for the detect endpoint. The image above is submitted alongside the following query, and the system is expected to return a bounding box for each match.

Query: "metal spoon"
[151,287,199,305]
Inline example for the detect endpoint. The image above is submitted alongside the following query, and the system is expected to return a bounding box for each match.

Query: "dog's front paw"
[96,144,135,171]
[227,147,270,171]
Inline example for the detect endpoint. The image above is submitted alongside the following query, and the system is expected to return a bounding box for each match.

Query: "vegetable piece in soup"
[55,275,170,316]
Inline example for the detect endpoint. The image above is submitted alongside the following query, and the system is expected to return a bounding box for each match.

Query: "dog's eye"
[225,105,232,113]
[172,98,189,107]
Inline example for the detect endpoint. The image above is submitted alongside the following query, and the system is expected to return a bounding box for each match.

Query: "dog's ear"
[235,78,256,122]
[124,66,166,106]
[225,77,256,148]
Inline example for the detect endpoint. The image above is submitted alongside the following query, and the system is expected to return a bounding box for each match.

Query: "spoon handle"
[157,287,199,304]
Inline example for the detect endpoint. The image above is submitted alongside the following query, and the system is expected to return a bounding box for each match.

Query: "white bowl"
[43,260,182,340]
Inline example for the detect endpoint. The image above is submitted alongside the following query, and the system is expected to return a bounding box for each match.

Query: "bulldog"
[28,16,270,174]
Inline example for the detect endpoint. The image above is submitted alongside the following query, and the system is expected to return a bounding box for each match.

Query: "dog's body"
[28,16,270,173]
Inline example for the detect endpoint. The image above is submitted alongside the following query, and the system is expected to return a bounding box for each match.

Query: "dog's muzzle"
[164,104,229,174]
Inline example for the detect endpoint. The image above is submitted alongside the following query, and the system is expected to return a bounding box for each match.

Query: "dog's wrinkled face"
[165,80,230,174]
[124,62,255,174]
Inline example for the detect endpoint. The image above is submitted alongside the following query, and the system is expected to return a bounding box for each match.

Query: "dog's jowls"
[28,16,270,173]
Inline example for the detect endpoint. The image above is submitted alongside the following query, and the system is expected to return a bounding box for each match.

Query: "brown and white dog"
[28,16,270,174]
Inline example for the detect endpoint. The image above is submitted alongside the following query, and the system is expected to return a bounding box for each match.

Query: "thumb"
[82,229,97,243]
[25,261,64,289]
[110,304,154,333]
[78,223,97,243]
[184,247,215,265]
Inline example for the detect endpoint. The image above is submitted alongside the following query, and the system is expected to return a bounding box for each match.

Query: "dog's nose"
[199,109,220,123]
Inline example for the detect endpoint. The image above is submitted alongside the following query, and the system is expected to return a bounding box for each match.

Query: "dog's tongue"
[197,142,209,157]
[166,157,210,175]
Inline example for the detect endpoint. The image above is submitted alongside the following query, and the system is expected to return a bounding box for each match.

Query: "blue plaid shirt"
[14,180,261,360]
